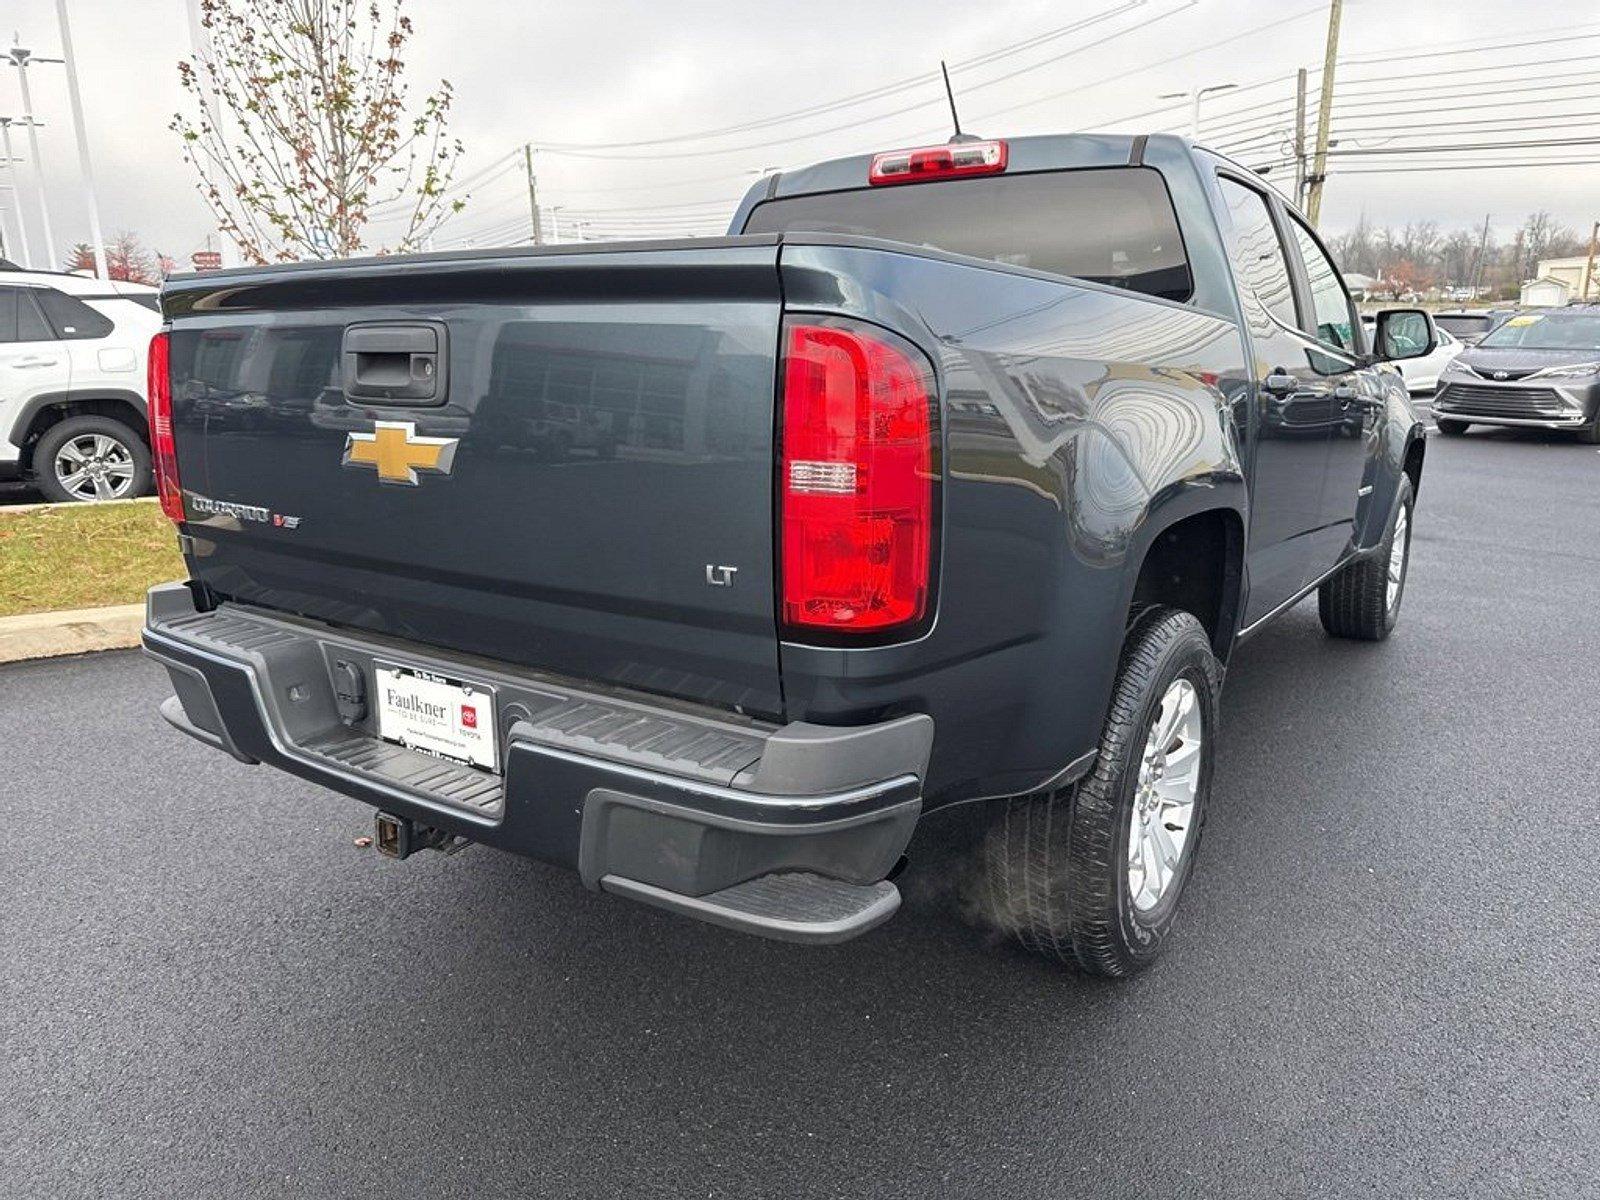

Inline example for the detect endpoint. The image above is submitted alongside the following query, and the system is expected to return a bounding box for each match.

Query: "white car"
[0,266,162,502]
[1361,314,1463,394]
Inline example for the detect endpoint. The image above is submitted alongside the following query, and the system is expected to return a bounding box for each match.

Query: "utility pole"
[0,118,31,268]
[1574,222,1600,305]
[1470,213,1491,298]
[1293,68,1308,211]
[8,47,57,271]
[55,0,109,279]
[524,144,542,246]
[1305,0,1343,228]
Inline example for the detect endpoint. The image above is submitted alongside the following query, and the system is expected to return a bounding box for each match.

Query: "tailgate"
[162,242,785,718]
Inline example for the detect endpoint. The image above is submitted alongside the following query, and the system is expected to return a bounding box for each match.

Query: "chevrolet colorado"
[142,133,1432,975]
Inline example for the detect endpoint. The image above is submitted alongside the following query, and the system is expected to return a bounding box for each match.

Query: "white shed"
[1520,276,1570,307]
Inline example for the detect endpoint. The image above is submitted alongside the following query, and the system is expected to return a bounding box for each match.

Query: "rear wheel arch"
[1126,505,1246,664]
[14,390,149,471]
[1402,431,1425,498]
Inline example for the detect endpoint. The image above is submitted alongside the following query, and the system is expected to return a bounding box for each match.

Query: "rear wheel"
[979,608,1222,976]
[1435,418,1469,436]
[1318,476,1413,641]
[32,416,151,504]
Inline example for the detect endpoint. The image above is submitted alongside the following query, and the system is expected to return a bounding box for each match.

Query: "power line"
[1202,74,1600,143]
[1194,47,1600,138]
[1331,157,1600,176]
[957,2,1327,129]
[1323,136,1600,158]
[534,0,1198,160]
[1217,112,1600,158]
[531,0,1165,150]
[1203,86,1600,149]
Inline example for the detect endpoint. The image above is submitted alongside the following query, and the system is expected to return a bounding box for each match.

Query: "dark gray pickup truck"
[142,133,1433,975]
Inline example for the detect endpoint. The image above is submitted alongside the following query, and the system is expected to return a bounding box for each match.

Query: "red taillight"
[147,331,184,523]
[868,139,1007,186]
[780,320,935,633]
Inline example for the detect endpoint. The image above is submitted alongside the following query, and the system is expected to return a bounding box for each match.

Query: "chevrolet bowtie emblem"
[342,421,459,485]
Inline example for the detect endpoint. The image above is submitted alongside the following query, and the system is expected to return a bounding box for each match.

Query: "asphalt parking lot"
[2,426,1595,1199]
[0,482,43,507]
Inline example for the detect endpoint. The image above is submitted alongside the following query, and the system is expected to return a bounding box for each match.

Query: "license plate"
[374,664,498,773]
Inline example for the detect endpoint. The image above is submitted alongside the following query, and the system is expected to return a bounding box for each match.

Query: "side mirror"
[1373,308,1438,362]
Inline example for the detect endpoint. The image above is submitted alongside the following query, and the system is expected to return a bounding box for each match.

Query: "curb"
[0,603,145,665]
[0,496,158,517]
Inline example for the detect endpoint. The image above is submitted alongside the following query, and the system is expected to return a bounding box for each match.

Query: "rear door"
[1212,174,1328,625]
[165,244,787,718]
[0,288,72,446]
[1280,211,1375,582]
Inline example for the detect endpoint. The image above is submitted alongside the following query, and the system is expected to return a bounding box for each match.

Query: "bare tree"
[1327,211,1376,276]
[1438,229,1477,288]
[1396,220,1441,267]
[172,0,466,263]
[1516,211,1582,280]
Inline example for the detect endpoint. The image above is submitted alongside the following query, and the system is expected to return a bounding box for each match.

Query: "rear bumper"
[143,583,930,944]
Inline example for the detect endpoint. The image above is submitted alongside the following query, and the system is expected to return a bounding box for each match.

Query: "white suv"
[0,266,162,502]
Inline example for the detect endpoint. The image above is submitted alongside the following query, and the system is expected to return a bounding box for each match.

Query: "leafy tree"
[63,232,159,284]
[172,0,467,263]
[62,242,95,273]
[107,231,158,284]
[1385,259,1434,298]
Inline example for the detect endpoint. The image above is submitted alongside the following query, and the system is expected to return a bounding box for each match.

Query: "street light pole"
[1293,68,1308,210]
[1158,82,1238,141]
[524,144,542,246]
[54,0,109,279]
[8,47,57,271]
[0,118,32,268]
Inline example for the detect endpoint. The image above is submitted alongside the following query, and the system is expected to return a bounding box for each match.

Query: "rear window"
[1434,314,1491,339]
[35,288,115,340]
[743,166,1192,302]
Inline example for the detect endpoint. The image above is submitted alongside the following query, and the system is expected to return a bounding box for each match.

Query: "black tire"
[979,608,1222,976]
[32,416,152,504]
[1318,475,1413,641]
[1435,418,1469,436]
[1577,418,1600,446]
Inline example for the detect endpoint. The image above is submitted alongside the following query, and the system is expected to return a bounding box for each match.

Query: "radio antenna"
[940,60,978,143]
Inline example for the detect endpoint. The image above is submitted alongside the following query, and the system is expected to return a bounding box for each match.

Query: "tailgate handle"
[342,321,448,405]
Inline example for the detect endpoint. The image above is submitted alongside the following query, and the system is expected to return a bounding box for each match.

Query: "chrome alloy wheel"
[54,433,136,501]
[1127,677,1203,912]
[1387,502,1410,612]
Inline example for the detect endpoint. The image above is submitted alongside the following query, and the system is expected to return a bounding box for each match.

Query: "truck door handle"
[1263,371,1297,396]
[10,355,59,368]
[342,320,448,405]
[1335,384,1380,410]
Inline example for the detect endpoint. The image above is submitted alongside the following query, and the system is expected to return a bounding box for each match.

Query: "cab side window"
[1216,176,1296,328]
[1287,219,1356,354]
[34,288,114,341]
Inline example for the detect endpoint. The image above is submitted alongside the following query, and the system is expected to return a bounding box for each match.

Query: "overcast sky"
[3,0,1597,268]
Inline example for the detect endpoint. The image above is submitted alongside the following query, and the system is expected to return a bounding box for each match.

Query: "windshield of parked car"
[742,166,1193,302]
[1478,311,1600,350]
